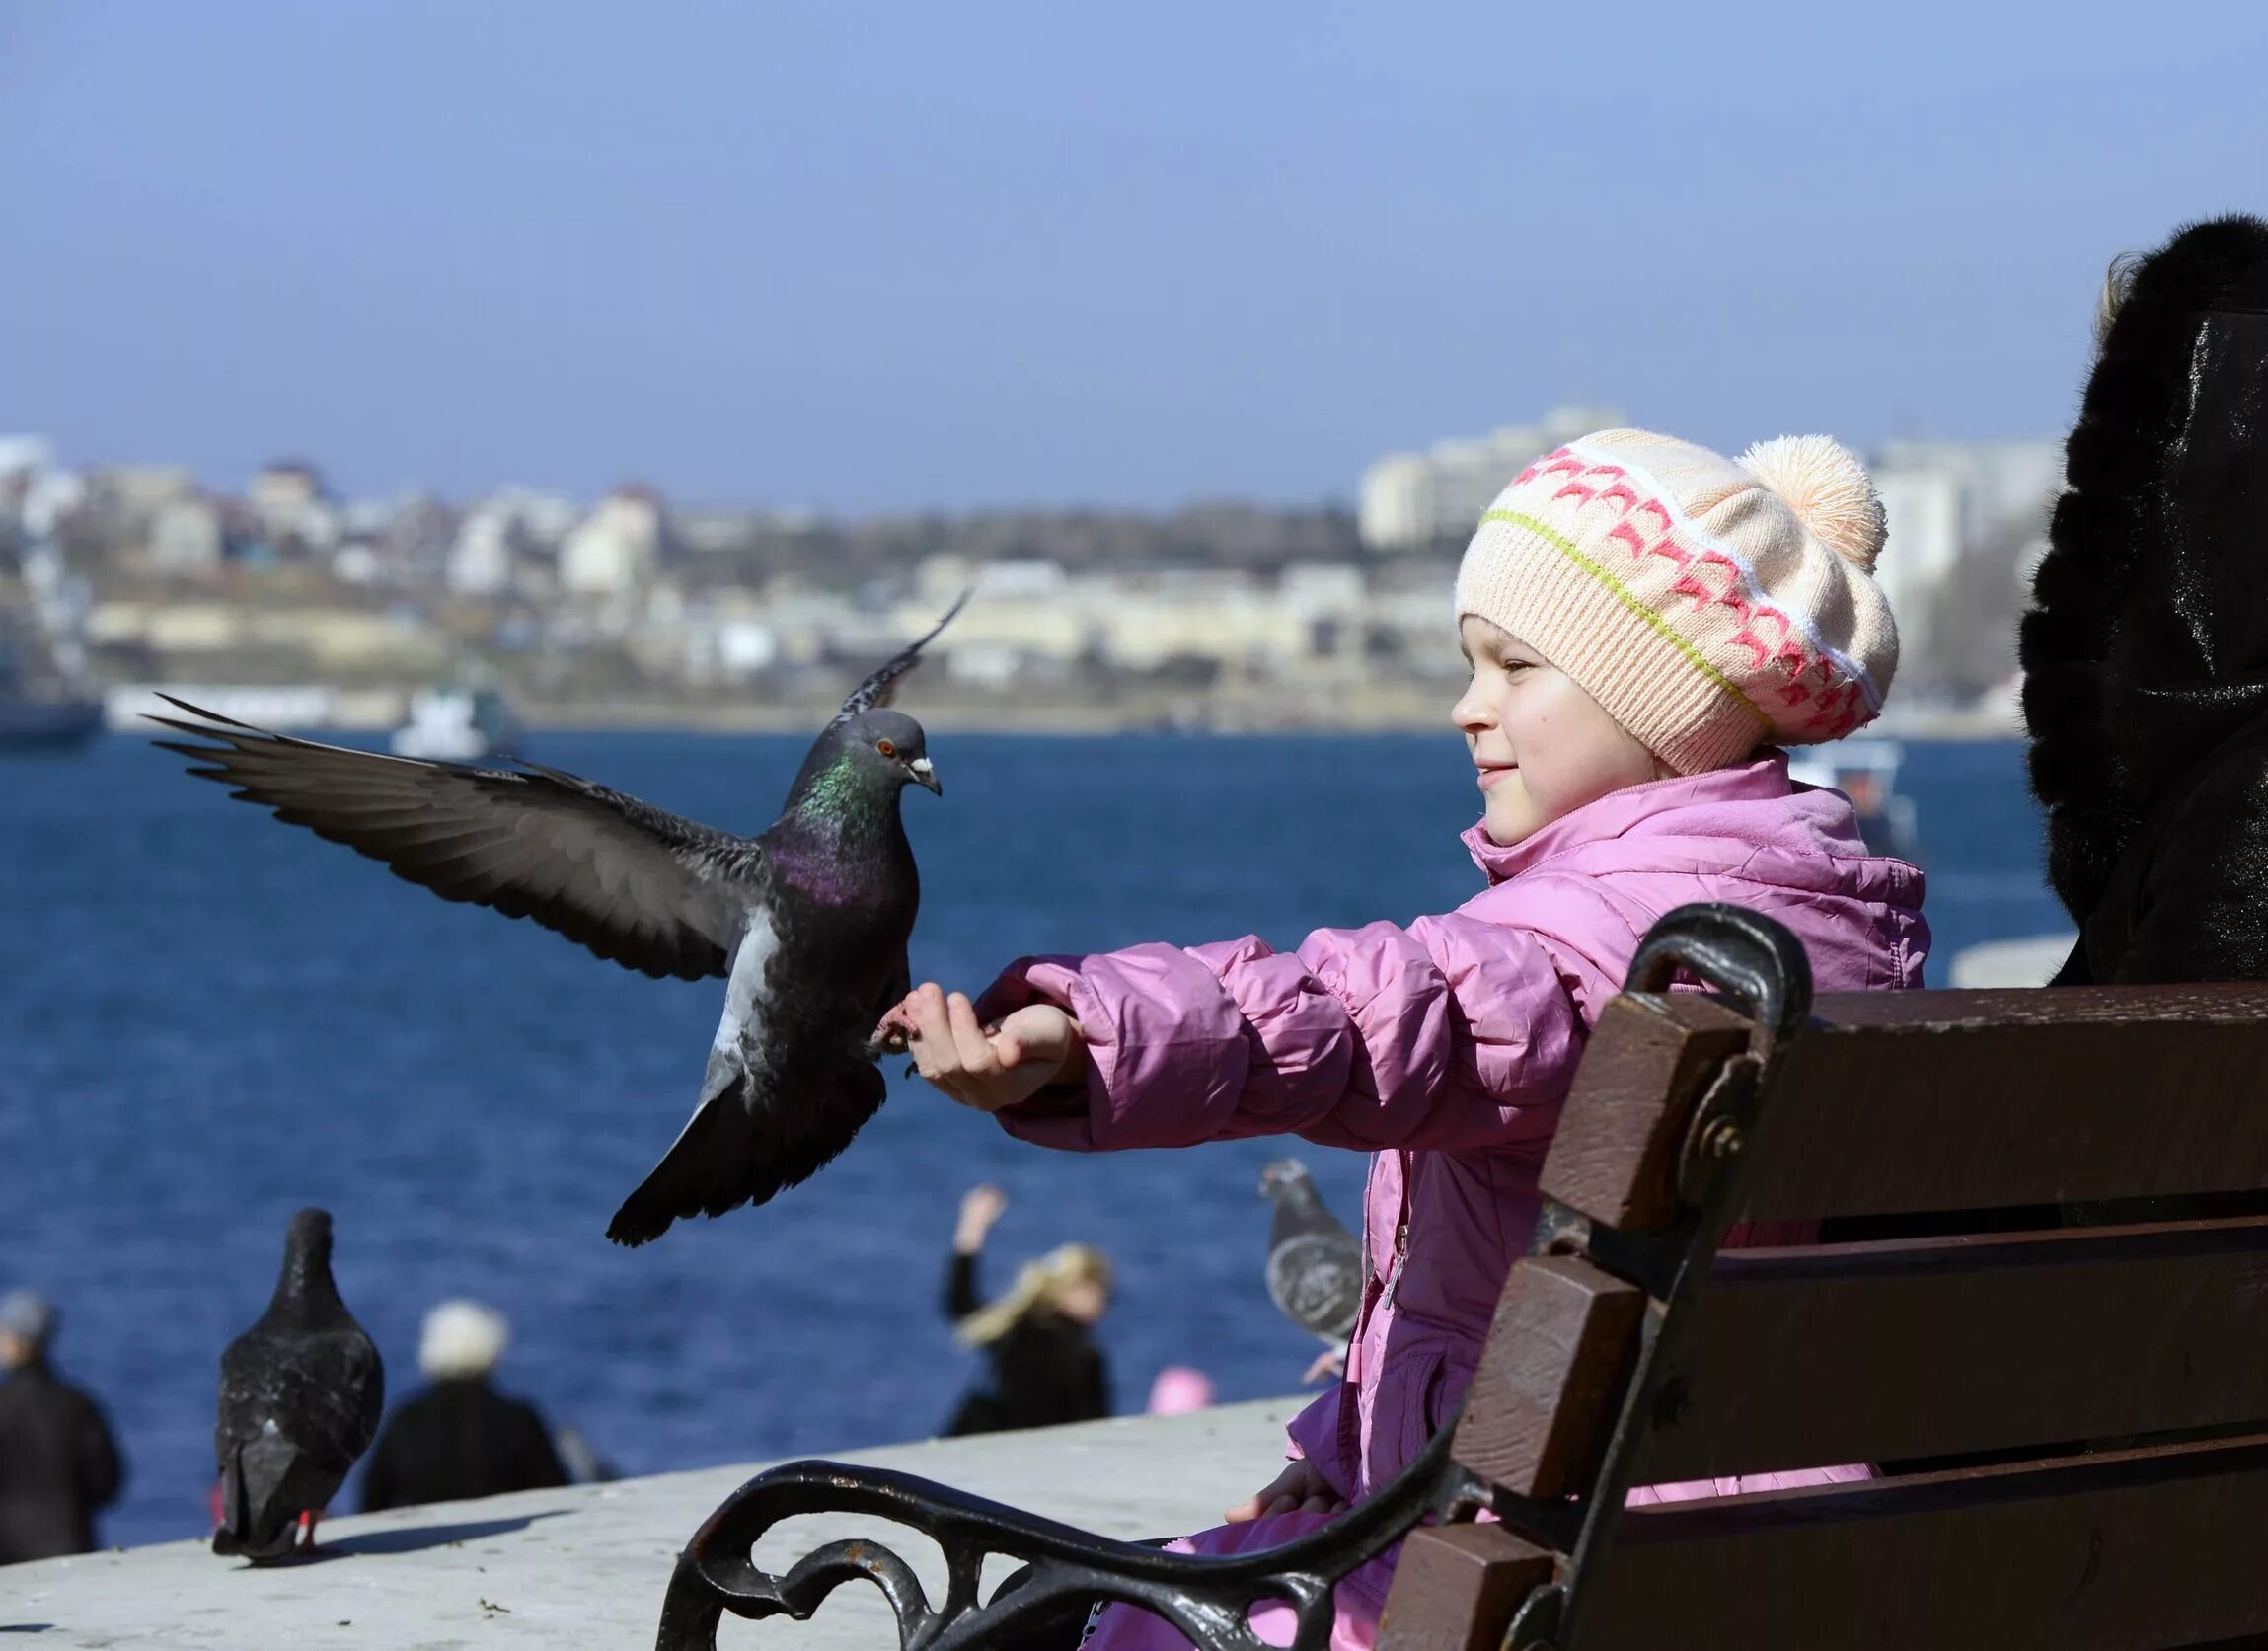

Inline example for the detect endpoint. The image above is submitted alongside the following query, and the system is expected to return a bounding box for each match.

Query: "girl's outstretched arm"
[901,914,1585,1156]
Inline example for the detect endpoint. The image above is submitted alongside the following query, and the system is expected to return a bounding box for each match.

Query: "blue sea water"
[0,731,2066,1550]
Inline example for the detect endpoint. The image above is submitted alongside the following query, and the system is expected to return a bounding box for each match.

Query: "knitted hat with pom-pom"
[1453,427,1899,775]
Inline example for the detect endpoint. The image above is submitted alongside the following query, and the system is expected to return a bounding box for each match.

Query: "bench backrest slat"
[1632,1216,2268,1481]
[1740,986,2268,1221]
[1568,1435,2268,1651]
[1540,986,2268,1230]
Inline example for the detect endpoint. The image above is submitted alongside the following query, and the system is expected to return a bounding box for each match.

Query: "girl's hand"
[1224,1457,1344,1524]
[953,1183,1008,1253]
[880,983,1087,1113]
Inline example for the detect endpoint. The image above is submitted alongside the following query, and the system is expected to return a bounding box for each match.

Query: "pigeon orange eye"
[875,739,896,758]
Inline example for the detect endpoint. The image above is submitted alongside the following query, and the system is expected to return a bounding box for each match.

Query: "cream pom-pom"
[1737,434,1886,572]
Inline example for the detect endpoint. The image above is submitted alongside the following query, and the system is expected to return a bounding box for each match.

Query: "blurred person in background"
[943,1184,1112,1436]
[359,1300,567,1511]
[0,1289,123,1565]
[1145,1365,1215,1416]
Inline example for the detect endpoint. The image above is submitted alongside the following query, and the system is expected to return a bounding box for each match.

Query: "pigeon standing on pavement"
[213,1208,383,1562]
[1258,1159,1364,1353]
[151,595,965,1244]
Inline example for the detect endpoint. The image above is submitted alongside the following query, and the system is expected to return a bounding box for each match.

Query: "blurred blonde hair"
[419,1299,509,1380]
[954,1243,1112,1348]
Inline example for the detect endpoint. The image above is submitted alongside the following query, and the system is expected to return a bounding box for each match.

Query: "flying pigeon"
[151,594,965,1245]
[1259,1158,1364,1352]
[213,1208,384,1561]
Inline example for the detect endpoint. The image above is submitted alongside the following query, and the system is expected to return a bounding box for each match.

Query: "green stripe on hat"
[1478,509,1773,734]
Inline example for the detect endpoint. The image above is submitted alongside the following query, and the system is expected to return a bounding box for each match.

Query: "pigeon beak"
[908,756,941,795]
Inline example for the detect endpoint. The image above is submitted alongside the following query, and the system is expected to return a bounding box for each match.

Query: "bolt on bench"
[654,905,2268,1651]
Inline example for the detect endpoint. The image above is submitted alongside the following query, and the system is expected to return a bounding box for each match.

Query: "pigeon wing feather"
[151,698,753,981]
[835,589,969,717]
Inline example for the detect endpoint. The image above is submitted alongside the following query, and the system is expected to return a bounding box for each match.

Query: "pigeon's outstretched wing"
[150,698,754,981]
[836,589,969,718]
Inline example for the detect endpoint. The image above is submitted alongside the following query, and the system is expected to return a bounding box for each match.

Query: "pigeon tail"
[607,1060,887,1246]
[212,1434,327,1563]
[606,1086,754,1246]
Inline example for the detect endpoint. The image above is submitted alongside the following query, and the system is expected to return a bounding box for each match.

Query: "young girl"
[883,428,1929,1650]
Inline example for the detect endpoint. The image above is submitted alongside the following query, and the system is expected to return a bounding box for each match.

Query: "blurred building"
[1871,439,2063,695]
[0,436,89,542]
[91,465,197,521]
[248,458,340,553]
[561,485,666,595]
[1358,405,1623,549]
[0,435,55,484]
[147,497,228,575]
[447,504,526,597]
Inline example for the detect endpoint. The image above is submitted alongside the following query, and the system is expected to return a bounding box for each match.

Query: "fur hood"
[2020,214,2268,925]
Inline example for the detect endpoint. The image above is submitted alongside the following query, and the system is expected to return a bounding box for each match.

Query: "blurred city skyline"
[5,0,2267,512]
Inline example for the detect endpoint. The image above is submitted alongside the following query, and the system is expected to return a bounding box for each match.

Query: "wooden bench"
[653,905,2268,1651]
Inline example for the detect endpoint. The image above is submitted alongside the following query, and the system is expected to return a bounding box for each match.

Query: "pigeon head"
[285,1207,334,1262]
[840,710,942,796]
[785,709,942,827]
[276,1208,340,1303]
[1259,1158,1313,1201]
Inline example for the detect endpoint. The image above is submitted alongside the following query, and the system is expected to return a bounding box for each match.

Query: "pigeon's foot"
[298,1509,319,1552]
[864,1026,910,1061]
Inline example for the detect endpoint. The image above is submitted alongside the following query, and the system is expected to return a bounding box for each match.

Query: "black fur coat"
[2020,214,2268,985]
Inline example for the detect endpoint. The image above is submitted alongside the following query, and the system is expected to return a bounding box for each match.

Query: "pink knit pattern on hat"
[1453,428,1900,775]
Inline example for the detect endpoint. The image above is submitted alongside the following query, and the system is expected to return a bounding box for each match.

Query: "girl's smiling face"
[1452,615,1669,845]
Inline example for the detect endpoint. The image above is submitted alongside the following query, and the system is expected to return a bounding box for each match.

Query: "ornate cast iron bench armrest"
[654,1422,1533,1651]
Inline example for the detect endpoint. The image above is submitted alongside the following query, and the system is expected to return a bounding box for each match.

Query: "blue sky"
[3,0,2264,511]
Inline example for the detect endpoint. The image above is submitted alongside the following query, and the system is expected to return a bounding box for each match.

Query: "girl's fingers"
[945,992,998,1076]
[1226,1463,1305,1524]
[906,988,980,1104]
[910,986,958,1060]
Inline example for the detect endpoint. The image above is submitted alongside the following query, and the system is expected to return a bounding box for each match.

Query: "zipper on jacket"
[1356,1152,1417,1331]
[1380,1220,1411,1313]
[1381,1150,1414,1311]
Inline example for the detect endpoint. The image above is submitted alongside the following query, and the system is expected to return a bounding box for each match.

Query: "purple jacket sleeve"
[976,915,1583,1156]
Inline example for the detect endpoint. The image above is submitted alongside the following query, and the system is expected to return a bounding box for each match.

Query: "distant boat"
[0,694,103,751]
[1788,738,1921,861]
[389,685,524,763]
[0,618,102,754]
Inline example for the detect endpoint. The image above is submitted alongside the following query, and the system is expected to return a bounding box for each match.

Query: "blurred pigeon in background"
[212,1209,383,1562]
[151,596,965,1245]
[1258,1158,1363,1382]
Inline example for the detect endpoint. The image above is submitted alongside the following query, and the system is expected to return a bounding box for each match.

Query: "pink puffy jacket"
[978,754,1929,1649]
